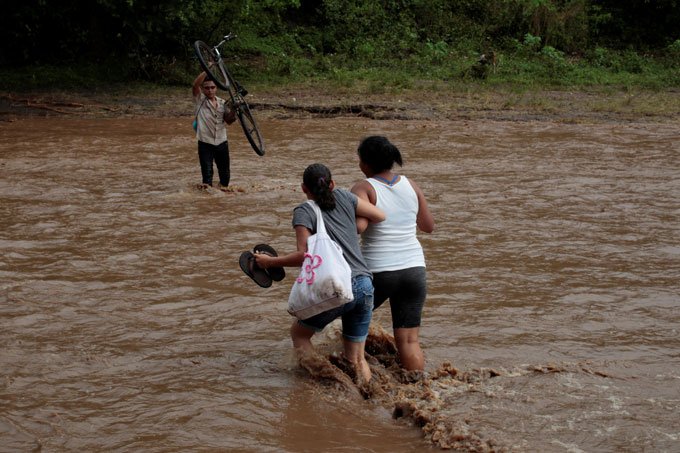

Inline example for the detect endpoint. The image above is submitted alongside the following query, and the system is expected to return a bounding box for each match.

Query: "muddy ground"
[1,85,679,123]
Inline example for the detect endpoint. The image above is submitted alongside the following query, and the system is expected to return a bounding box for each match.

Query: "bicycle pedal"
[238,88,248,97]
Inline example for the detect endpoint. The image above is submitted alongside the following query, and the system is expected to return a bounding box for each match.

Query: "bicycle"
[194,34,265,156]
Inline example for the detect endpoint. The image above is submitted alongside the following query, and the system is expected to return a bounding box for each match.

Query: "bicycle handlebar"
[213,33,237,51]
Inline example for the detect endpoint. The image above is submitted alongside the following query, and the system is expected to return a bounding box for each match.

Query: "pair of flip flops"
[239,244,286,288]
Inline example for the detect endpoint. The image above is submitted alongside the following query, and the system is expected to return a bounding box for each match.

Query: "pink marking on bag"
[297,253,323,284]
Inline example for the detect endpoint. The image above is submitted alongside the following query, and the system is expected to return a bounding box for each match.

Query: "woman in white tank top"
[351,136,435,371]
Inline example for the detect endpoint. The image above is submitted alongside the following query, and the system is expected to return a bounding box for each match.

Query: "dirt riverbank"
[2,84,679,123]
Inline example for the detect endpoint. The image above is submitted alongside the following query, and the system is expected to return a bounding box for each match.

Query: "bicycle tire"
[194,40,231,92]
[235,100,266,156]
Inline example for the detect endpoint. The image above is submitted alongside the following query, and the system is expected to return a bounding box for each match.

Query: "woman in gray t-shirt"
[255,163,384,383]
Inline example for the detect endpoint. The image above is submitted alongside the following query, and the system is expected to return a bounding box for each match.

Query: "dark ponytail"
[303,163,336,211]
[357,135,403,173]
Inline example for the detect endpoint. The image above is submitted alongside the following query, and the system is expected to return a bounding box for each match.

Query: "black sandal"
[253,244,286,281]
[239,251,273,288]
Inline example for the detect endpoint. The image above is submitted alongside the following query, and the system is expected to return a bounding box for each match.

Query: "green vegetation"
[1,0,678,92]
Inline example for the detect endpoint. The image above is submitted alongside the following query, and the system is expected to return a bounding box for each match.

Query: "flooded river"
[1,115,679,452]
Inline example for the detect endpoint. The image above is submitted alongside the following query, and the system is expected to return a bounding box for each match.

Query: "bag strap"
[194,96,207,122]
[306,200,327,235]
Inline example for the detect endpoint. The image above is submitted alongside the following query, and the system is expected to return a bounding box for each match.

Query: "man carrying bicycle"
[192,71,236,190]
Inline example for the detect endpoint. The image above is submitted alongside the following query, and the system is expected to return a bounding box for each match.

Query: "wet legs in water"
[372,268,426,371]
[394,327,424,371]
[214,142,230,187]
[290,321,372,383]
[197,141,231,187]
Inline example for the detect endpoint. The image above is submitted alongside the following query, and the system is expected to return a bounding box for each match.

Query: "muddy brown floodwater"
[1,113,679,452]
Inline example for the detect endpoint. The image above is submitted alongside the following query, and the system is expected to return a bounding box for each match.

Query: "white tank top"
[361,175,425,272]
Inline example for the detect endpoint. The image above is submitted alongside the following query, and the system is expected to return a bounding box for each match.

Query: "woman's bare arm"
[356,197,385,223]
[351,180,377,233]
[409,179,435,233]
[254,225,310,269]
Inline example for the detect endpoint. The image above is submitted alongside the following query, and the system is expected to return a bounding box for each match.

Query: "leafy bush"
[664,39,680,68]
[540,45,570,77]
[1,0,678,90]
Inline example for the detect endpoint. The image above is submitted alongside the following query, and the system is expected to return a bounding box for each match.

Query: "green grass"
[2,49,678,119]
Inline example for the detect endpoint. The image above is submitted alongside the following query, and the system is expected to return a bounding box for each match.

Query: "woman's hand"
[254,252,274,269]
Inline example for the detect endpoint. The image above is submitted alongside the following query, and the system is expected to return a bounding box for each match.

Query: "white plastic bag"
[288,201,354,320]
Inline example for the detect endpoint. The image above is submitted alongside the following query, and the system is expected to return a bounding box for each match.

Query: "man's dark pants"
[198,140,230,187]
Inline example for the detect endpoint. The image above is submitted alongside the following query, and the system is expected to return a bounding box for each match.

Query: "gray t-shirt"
[292,189,371,279]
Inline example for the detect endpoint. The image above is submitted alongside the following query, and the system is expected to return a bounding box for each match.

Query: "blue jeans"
[197,140,230,186]
[298,275,374,342]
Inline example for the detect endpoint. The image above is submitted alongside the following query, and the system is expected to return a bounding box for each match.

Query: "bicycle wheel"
[194,40,230,92]
[235,99,265,156]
